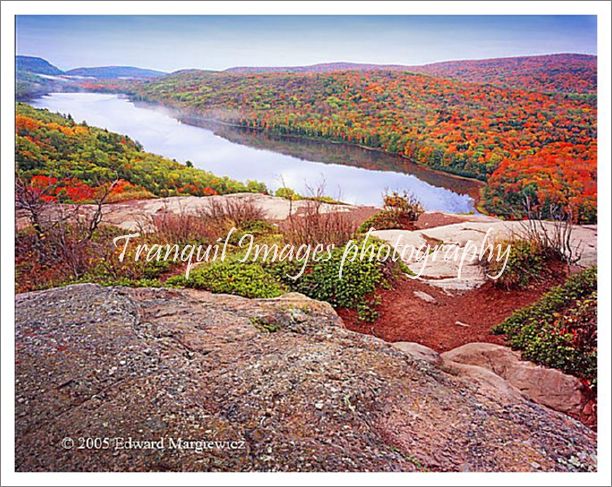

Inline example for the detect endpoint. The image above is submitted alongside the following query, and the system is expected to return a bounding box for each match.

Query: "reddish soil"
[339,271,569,353]
[414,212,472,230]
[342,206,379,227]
[346,209,480,232]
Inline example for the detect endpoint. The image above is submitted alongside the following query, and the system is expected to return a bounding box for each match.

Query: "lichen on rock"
[15,284,596,472]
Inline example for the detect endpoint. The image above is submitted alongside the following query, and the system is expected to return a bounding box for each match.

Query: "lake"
[31,92,479,212]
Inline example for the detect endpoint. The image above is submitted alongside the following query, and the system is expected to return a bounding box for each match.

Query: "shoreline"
[183,113,487,213]
[130,94,489,188]
[127,94,487,187]
[27,91,485,212]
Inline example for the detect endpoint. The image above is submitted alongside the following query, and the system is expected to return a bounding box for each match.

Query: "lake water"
[31,92,479,212]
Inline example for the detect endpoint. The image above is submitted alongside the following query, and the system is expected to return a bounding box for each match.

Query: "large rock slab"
[373,220,596,291]
[441,343,588,418]
[15,285,596,472]
[16,193,358,233]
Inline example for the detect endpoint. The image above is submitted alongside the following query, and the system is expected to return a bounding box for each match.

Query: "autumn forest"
[10,11,606,476]
[16,53,597,224]
[125,54,596,222]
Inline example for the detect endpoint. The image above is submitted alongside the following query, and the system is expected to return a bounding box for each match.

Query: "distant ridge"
[407,53,596,92]
[15,52,597,97]
[225,61,409,74]
[16,55,63,75]
[15,55,167,98]
[64,66,166,79]
[16,55,167,80]
[225,53,596,74]
[224,54,597,93]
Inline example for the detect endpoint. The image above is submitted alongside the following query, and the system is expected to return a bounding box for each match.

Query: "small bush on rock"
[358,190,424,232]
[480,237,546,289]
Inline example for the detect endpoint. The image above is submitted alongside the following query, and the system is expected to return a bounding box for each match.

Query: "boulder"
[441,361,524,406]
[441,343,587,418]
[15,285,596,472]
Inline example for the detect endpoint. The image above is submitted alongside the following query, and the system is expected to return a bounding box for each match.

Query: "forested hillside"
[64,66,166,79]
[16,56,68,99]
[15,53,598,222]
[410,54,597,94]
[134,68,597,221]
[15,103,266,202]
[16,55,63,75]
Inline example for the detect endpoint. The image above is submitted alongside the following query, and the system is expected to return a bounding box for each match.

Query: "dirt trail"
[340,270,569,352]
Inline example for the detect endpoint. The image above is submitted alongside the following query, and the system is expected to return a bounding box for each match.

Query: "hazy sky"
[16,15,597,72]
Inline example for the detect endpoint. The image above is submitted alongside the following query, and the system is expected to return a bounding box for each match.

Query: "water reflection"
[31,93,480,211]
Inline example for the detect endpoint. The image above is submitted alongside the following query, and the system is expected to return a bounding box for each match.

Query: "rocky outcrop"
[16,193,361,233]
[392,341,592,425]
[373,221,596,290]
[15,285,596,472]
[441,343,589,419]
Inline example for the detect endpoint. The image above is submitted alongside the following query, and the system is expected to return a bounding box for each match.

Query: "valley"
[29,92,479,210]
[12,38,600,473]
[16,52,598,223]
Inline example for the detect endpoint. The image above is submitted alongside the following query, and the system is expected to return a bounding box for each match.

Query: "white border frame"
[1,2,610,486]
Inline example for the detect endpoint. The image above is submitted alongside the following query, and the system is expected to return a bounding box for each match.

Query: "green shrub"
[481,238,546,289]
[305,194,343,205]
[493,266,597,384]
[269,238,405,321]
[167,259,286,299]
[226,219,278,245]
[358,190,424,232]
[275,187,301,200]
[357,296,382,322]
[163,238,408,322]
